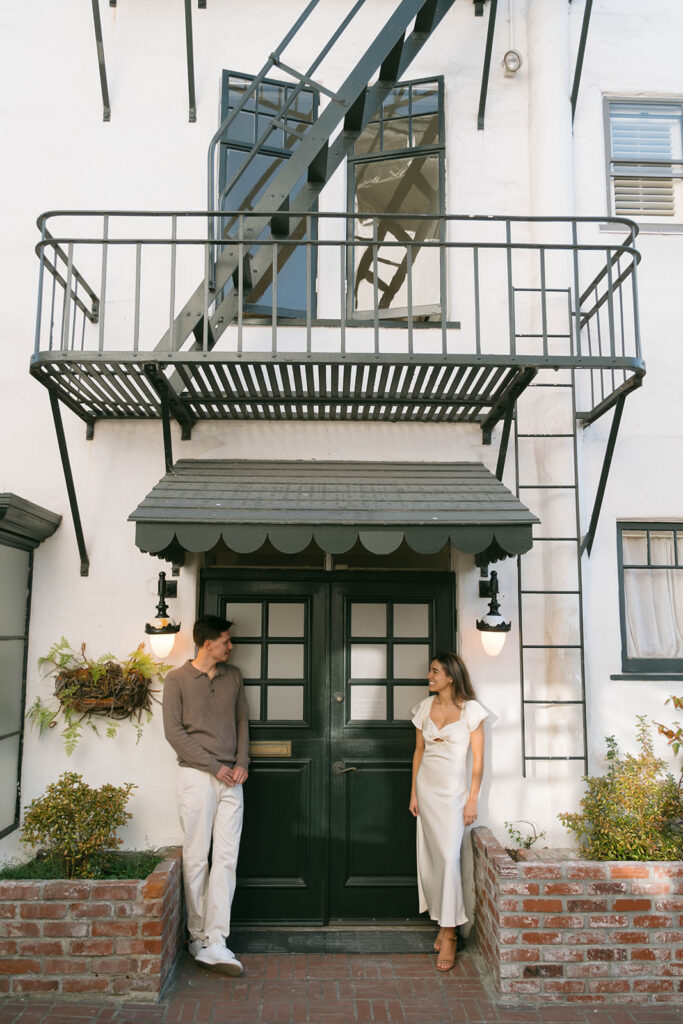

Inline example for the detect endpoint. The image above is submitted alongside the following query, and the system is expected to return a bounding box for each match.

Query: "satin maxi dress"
[411,696,488,927]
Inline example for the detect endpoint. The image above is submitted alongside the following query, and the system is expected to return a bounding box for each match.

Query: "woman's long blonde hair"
[432,651,477,705]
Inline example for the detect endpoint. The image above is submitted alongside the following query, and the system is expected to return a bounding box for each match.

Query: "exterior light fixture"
[145,572,180,658]
[502,49,522,77]
[476,570,511,656]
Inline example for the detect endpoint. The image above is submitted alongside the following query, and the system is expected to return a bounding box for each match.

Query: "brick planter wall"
[472,827,682,1004]
[0,848,183,1000]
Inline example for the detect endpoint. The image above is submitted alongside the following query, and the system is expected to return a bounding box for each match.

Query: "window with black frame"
[0,545,32,837]
[617,522,683,674]
[218,70,319,319]
[606,100,683,223]
[348,77,445,320]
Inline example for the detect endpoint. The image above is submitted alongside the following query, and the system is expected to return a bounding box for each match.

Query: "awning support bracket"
[143,364,196,445]
[49,391,90,577]
[580,393,625,557]
[480,366,537,445]
[495,392,516,481]
[477,0,498,130]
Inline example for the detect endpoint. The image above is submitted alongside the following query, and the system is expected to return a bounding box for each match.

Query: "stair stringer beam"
[154,0,458,355]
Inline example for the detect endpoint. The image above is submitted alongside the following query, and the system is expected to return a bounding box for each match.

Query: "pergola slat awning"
[129,460,538,563]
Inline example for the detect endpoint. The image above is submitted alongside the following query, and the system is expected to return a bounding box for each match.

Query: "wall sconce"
[502,49,522,77]
[145,572,180,658]
[476,570,511,656]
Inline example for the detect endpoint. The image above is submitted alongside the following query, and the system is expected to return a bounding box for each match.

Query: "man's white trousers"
[177,766,244,946]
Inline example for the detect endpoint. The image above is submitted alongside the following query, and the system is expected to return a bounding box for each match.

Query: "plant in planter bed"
[26,637,170,753]
[558,715,683,860]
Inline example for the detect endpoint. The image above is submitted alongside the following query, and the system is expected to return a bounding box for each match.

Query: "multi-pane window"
[219,70,319,317]
[617,523,683,673]
[0,545,31,837]
[606,101,683,222]
[348,78,445,318]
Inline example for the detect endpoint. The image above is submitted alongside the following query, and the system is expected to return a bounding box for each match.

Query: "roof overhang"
[129,460,538,565]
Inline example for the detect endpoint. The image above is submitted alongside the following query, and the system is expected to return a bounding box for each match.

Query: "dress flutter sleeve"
[465,699,488,732]
[411,697,432,730]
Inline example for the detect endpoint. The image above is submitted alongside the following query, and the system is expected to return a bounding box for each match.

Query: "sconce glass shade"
[476,613,511,657]
[145,618,179,658]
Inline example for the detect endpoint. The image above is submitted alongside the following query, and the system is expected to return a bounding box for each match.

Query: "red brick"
[590,979,631,993]
[654,864,683,878]
[566,931,603,944]
[522,899,563,912]
[610,864,650,879]
[544,915,584,928]
[91,882,140,900]
[0,905,16,919]
[114,975,159,994]
[141,877,167,899]
[69,938,115,956]
[522,964,563,978]
[504,980,542,994]
[520,865,563,879]
[567,964,610,977]
[545,883,584,895]
[16,940,64,956]
[91,920,138,937]
[587,948,628,961]
[500,915,540,928]
[634,914,673,927]
[632,947,672,961]
[136,957,161,975]
[545,948,585,962]
[588,914,629,927]
[500,882,540,895]
[612,930,649,943]
[0,941,15,955]
[499,949,541,962]
[1,921,40,938]
[11,978,60,994]
[0,979,8,994]
[543,980,586,993]
[63,977,110,993]
[90,956,137,974]
[43,921,89,937]
[141,920,163,937]
[522,931,561,944]
[567,899,608,912]
[70,901,113,918]
[633,979,674,993]
[41,881,91,899]
[0,958,40,974]
[0,883,41,900]
[567,864,607,880]
[20,902,67,919]
[632,881,672,895]
[43,957,88,975]
[613,898,652,911]
[587,882,627,895]
[130,938,162,954]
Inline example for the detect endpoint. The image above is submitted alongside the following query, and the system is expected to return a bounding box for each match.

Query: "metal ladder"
[155,0,458,354]
[514,372,588,778]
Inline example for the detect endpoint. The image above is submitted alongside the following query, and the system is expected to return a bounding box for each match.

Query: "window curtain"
[623,531,683,660]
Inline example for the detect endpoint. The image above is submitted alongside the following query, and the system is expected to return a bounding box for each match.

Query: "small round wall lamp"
[476,569,511,657]
[145,571,180,659]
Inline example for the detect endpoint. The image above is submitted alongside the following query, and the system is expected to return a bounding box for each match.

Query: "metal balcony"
[32,211,644,438]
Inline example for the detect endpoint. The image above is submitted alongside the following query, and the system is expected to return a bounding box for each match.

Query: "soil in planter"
[0,849,163,880]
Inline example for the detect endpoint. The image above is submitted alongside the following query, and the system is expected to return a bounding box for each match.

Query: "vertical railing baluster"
[407,243,414,358]
[237,214,244,357]
[133,243,141,354]
[70,279,78,351]
[539,247,548,358]
[48,264,57,352]
[340,224,346,358]
[594,285,605,404]
[34,224,47,358]
[202,242,210,352]
[473,246,481,356]
[169,215,177,352]
[571,220,581,357]
[631,246,641,362]
[506,220,516,356]
[98,215,108,353]
[606,248,616,393]
[61,243,74,353]
[440,217,447,356]
[306,215,312,355]
[372,218,379,356]
[272,240,278,356]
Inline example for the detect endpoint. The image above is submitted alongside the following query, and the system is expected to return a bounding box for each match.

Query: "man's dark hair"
[193,614,233,647]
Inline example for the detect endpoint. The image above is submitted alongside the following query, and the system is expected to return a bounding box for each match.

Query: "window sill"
[610,672,683,681]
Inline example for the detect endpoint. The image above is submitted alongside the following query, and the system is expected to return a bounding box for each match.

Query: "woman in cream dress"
[409,652,486,972]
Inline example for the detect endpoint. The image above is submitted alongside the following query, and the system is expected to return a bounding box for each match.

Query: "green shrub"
[20,772,136,879]
[0,849,162,881]
[558,716,683,861]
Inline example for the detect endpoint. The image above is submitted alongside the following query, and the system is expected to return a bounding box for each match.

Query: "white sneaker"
[195,941,243,976]
[188,939,203,958]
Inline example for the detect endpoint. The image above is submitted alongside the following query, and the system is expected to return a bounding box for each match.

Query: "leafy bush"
[558,716,683,861]
[0,849,162,881]
[504,820,547,850]
[20,772,136,878]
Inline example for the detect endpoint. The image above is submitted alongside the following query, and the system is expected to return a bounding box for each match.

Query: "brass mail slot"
[249,740,292,758]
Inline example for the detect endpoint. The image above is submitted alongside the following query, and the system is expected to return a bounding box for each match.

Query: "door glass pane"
[0,547,29,635]
[268,603,305,637]
[244,685,262,721]
[231,643,262,680]
[393,603,429,638]
[226,602,262,638]
[0,735,19,832]
[350,685,386,721]
[350,644,387,679]
[0,639,25,733]
[393,643,430,679]
[351,603,386,638]
[267,685,304,721]
[267,643,304,679]
[393,685,429,720]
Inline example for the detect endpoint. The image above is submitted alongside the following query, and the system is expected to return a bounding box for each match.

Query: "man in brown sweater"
[162,614,249,976]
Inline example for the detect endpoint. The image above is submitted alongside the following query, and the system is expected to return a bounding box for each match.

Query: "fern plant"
[26,638,170,754]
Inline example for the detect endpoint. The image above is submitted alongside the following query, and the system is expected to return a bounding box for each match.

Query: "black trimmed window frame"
[604,98,683,223]
[616,521,683,675]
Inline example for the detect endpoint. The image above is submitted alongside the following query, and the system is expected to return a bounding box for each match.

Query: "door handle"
[332,761,357,774]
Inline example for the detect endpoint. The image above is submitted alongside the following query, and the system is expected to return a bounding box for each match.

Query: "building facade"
[1,0,682,926]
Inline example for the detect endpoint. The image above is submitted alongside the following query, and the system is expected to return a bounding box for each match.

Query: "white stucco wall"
[1,0,681,870]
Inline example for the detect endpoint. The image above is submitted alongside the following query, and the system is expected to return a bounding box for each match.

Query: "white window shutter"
[609,103,683,219]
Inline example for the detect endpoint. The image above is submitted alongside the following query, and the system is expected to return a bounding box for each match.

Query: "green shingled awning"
[129,460,538,563]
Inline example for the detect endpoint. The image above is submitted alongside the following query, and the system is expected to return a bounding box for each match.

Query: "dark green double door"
[201,569,454,924]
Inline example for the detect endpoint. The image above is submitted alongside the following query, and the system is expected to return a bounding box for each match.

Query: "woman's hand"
[409,792,419,817]
[463,797,478,826]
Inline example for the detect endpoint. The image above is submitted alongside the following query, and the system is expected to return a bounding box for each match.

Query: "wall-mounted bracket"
[49,391,90,576]
[90,0,111,121]
[477,0,498,130]
[480,366,537,445]
[580,394,625,557]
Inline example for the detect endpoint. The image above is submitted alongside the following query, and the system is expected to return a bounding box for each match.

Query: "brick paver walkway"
[0,950,681,1024]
